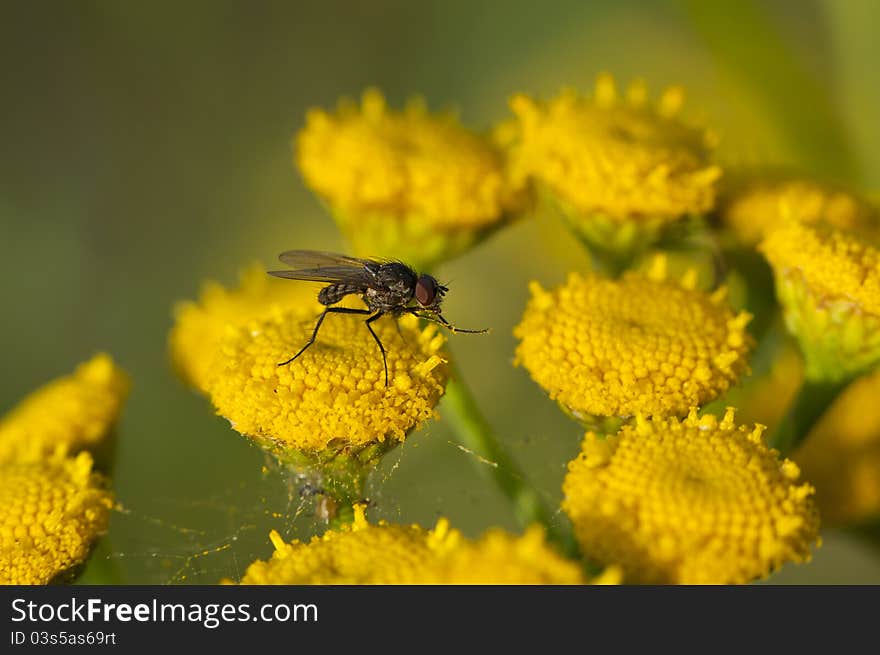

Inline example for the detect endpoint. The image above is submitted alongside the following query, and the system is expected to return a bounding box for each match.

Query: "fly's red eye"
[415,275,437,306]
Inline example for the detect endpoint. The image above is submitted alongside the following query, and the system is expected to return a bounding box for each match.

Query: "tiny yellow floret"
[562,410,820,584]
[0,452,112,584]
[0,354,129,465]
[514,259,752,419]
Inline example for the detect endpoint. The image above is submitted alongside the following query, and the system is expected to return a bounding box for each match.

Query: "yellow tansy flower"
[296,88,526,270]
[507,73,720,261]
[169,264,319,390]
[0,452,112,584]
[795,369,880,526]
[760,222,880,382]
[0,354,129,466]
[514,257,752,420]
[418,521,620,584]
[720,173,877,245]
[206,306,447,456]
[562,409,820,584]
[235,506,432,584]
[230,505,606,584]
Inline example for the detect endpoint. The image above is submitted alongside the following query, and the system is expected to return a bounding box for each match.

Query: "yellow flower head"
[795,369,880,526]
[418,521,621,584]
[206,305,447,456]
[720,173,878,245]
[230,505,607,584]
[760,222,880,382]
[513,257,752,420]
[169,264,319,391]
[296,88,526,270]
[235,505,433,584]
[562,409,820,584]
[0,354,129,466]
[0,452,112,584]
[506,73,721,257]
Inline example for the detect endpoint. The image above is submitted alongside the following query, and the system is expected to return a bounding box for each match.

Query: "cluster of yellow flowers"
[172,72,878,585]
[0,355,128,583]
[12,70,880,586]
[229,505,619,585]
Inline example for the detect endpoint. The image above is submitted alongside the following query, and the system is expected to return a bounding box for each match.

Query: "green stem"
[442,368,578,557]
[270,443,390,527]
[769,377,848,455]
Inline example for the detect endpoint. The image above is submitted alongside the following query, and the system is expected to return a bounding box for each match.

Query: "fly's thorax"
[356,262,416,312]
[376,262,418,292]
[364,284,414,313]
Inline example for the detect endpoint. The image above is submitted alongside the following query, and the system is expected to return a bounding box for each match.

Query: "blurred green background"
[2,0,880,583]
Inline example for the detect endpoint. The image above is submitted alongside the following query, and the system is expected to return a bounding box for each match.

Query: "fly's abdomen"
[318,283,361,305]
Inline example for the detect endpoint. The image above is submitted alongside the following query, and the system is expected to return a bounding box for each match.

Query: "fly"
[268,250,488,385]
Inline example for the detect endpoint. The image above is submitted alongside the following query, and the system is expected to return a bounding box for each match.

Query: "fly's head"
[414,274,448,313]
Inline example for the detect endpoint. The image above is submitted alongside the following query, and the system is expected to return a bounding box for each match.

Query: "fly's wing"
[268,250,379,284]
[277,250,369,269]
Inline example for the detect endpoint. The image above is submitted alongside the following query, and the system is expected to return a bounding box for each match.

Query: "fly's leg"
[278,306,371,366]
[365,311,389,386]
[404,307,489,334]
